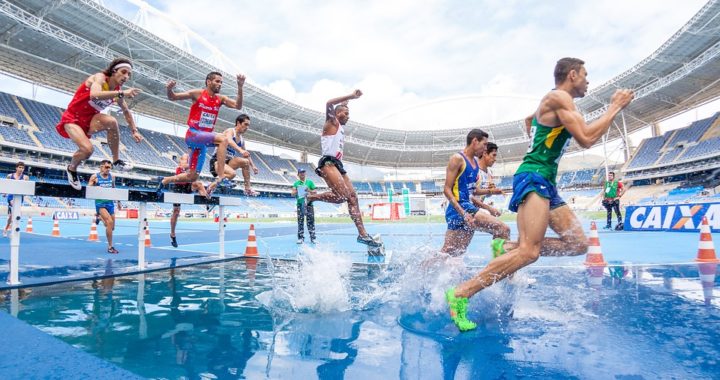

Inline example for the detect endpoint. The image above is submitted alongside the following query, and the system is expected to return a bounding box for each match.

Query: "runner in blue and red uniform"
[156,71,246,195]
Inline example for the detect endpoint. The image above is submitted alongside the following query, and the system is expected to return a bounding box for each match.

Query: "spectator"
[602,171,625,230]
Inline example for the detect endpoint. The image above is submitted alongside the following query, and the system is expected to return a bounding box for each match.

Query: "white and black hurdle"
[1,178,243,286]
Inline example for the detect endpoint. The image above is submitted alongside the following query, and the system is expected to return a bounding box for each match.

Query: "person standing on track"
[169,154,208,248]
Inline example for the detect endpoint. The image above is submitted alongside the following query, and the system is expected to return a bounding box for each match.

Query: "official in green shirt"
[292,168,316,244]
[602,171,625,229]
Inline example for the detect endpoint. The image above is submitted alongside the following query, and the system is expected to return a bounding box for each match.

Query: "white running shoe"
[66,166,81,190]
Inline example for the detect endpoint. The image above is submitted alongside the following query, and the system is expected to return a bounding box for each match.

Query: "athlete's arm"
[225,129,245,154]
[443,154,469,217]
[22,175,29,181]
[88,74,140,100]
[554,89,634,149]
[524,113,534,136]
[117,97,143,143]
[221,74,245,109]
[88,174,98,186]
[166,80,201,102]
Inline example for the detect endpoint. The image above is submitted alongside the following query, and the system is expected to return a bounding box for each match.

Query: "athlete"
[157,72,246,195]
[3,161,29,237]
[446,57,634,331]
[209,113,259,195]
[57,57,143,190]
[306,90,381,247]
[170,154,208,248]
[88,160,119,254]
[440,139,511,257]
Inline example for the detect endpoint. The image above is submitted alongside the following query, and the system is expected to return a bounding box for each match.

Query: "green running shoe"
[445,287,477,332]
[491,238,506,259]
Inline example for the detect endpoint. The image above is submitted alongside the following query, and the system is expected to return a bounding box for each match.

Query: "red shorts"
[55,111,95,138]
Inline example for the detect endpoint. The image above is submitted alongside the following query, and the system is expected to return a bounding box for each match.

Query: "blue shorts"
[508,172,566,212]
[445,201,479,231]
[96,203,115,216]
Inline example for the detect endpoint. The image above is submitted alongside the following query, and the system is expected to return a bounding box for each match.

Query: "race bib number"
[199,111,216,129]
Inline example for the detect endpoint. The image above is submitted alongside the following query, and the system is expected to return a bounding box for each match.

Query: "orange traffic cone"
[51,218,60,237]
[244,224,258,257]
[696,217,719,263]
[585,221,607,266]
[25,216,33,233]
[88,218,98,241]
[144,221,152,247]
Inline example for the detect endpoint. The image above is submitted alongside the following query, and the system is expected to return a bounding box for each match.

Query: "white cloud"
[255,42,299,78]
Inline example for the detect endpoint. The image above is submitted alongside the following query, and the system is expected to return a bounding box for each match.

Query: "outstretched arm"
[166,80,201,102]
[326,89,362,116]
[222,74,246,109]
[556,89,634,148]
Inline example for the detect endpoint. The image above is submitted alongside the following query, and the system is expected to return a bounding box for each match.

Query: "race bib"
[297,185,307,198]
[199,111,216,129]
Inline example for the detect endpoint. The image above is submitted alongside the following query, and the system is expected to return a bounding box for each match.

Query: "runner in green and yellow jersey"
[446,57,634,331]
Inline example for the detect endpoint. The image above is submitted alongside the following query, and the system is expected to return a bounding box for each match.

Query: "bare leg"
[469,212,511,240]
[440,229,475,256]
[192,182,208,198]
[162,170,200,186]
[63,123,95,171]
[207,134,228,193]
[170,205,180,237]
[87,114,121,162]
[99,208,114,248]
[497,205,588,256]
[454,193,550,299]
[310,165,368,237]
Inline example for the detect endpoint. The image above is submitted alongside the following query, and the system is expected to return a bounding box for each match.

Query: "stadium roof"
[1,0,720,167]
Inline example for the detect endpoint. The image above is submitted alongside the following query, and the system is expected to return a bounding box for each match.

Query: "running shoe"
[491,238,506,259]
[113,159,133,172]
[245,188,259,197]
[107,246,119,254]
[66,166,81,190]
[357,234,382,247]
[171,235,178,248]
[603,224,612,230]
[296,238,304,244]
[310,237,317,244]
[445,287,477,332]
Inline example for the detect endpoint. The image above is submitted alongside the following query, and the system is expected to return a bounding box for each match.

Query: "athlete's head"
[103,58,133,87]
[15,161,24,174]
[206,71,223,93]
[481,142,498,167]
[466,129,489,157]
[554,57,588,98]
[99,159,112,175]
[608,171,615,180]
[335,102,350,125]
[235,114,251,133]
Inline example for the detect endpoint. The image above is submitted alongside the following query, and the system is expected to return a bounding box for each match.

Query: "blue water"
[2,248,719,379]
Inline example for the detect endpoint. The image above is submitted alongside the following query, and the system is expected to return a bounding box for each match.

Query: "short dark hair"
[102,58,133,77]
[236,114,250,124]
[15,161,24,168]
[335,103,349,113]
[466,129,489,146]
[100,159,112,166]
[484,142,498,155]
[554,57,585,85]
[206,71,223,83]
[609,171,615,176]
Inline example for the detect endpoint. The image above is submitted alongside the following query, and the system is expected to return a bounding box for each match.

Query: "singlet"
[215,132,244,159]
[95,172,113,206]
[515,117,573,185]
[175,166,190,185]
[65,75,119,118]
[451,152,480,204]
[321,103,345,160]
[187,89,223,132]
[476,166,493,202]
[6,172,22,204]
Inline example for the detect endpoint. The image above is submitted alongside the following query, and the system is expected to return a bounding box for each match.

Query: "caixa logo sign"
[624,203,719,232]
[53,211,79,220]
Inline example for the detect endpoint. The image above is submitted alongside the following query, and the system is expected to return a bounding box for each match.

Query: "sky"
[0,0,717,178]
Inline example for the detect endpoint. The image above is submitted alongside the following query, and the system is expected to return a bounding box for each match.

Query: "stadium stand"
[0,92,29,124]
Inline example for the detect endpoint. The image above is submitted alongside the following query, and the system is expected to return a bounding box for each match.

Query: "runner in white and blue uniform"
[89,160,118,254]
[3,161,29,237]
[209,113,259,196]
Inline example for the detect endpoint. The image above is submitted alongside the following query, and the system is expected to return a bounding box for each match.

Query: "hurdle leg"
[137,203,147,269]
[8,197,21,285]
[218,205,225,258]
